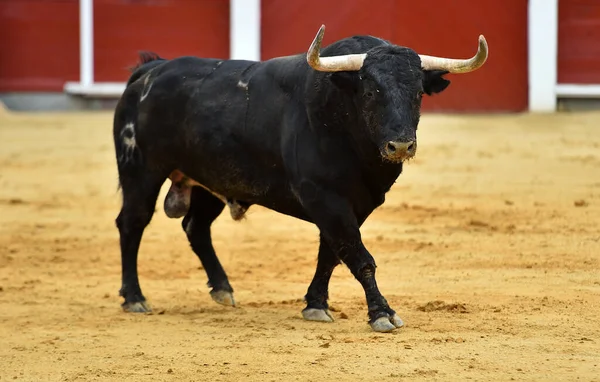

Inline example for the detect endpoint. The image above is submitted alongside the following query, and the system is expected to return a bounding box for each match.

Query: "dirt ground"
[0,105,599,382]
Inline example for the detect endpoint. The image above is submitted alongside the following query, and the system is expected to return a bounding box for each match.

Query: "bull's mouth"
[381,152,416,163]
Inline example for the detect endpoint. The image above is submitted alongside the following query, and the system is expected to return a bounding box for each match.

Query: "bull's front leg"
[298,183,403,333]
[326,229,403,332]
[302,235,340,322]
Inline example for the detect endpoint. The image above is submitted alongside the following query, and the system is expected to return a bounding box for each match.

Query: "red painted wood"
[558,0,600,84]
[0,0,229,91]
[0,0,79,92]
[390,1,528,112]
[94,0,230,82]
[261,0,395,60]
[261,1,528,112]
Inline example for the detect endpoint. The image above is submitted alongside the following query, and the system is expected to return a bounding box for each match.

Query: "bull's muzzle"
[384,140,416,162]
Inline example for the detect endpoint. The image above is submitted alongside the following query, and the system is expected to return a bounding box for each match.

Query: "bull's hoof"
[370,314,404,333]
[302,308,334,322]
[210,290,236,307]
[122,300,152,313]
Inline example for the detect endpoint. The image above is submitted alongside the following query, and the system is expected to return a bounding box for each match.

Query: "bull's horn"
[419,35,488,73]
[307,24,366,72]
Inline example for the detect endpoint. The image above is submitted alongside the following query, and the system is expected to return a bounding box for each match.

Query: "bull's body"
[113,27,487,332]
[119,36,400,219]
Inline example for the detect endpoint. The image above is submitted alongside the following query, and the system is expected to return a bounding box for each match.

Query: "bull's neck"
[313,79,380,164]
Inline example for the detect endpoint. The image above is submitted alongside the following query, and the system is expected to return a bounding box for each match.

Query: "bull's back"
[135,56,259,151]
[132,56,294,206]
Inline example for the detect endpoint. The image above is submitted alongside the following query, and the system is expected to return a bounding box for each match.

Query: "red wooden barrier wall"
[1,0,530,113]
[261,0,528,112]
[0,0,80,92]
[0,0,229,91]
[558,0,600,84]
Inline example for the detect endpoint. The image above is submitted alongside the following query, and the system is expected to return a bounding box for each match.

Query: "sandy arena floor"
[0,106,599,381]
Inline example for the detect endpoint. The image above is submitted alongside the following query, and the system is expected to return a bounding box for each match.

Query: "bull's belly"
[164,169,310,223]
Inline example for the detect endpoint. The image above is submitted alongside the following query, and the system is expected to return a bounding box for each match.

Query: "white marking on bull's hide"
[238,79,250,101]
[118,123,137,164]
[140,76,153,102]
[122,123,136,149]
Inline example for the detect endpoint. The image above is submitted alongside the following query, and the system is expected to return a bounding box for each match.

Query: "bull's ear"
[330,72,358,93]
[423,70,450,95]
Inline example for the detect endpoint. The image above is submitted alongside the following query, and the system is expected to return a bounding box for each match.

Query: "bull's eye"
[365,91,374,99]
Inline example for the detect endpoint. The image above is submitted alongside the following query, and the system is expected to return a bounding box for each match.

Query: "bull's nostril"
[407,143,415,153]
[386,142,397,153]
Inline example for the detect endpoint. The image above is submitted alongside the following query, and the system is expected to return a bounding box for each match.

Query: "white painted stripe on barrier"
[528,0,558,112]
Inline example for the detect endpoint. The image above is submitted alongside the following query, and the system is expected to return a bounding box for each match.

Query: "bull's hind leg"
[182,187,235,306]
[302,236,340,322]
[116,171,166,313]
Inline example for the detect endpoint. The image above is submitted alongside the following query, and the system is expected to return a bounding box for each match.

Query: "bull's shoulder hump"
[321,35,390,56]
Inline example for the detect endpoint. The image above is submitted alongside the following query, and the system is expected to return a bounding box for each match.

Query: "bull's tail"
[113,52,166,188]
[113,96,144,189]
[126,51,166,87]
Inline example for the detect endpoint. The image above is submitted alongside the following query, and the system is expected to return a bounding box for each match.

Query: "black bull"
[112,25,488,332]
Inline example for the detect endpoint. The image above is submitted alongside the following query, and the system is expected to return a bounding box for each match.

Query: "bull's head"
[307,25,488,163]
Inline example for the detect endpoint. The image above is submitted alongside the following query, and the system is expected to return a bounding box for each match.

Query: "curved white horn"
[419,35,488,73]
[306,25,366,72]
